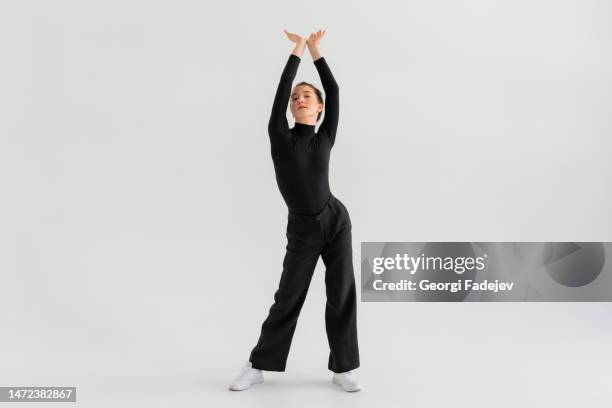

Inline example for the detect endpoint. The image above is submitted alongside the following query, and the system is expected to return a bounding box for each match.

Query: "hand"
[307,29,326,48]
[283,29,306,45]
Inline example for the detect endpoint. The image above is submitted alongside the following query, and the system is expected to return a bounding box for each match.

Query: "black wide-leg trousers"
[249,193,360,373]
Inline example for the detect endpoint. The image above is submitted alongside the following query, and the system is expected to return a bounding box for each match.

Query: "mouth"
[299,106,307,110]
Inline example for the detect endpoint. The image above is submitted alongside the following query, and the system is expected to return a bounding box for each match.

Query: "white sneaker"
[228,361,264,391]
[332,370,363,392]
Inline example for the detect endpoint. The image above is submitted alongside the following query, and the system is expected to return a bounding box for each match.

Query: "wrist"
[292,42,306,57]
[309,47,322,61]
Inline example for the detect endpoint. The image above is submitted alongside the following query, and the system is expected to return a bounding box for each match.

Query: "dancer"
[229,29,361,392]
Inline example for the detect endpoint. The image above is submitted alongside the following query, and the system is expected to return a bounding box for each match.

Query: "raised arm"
[268,31,307,139]
[308,30,339,146]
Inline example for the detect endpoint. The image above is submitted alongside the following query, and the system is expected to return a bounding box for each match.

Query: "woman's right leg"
[249,217,322,371]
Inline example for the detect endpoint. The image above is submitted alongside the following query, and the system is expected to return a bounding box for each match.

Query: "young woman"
[229,29,362,392]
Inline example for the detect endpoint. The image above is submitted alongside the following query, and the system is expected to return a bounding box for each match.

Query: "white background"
[1,0,611,407]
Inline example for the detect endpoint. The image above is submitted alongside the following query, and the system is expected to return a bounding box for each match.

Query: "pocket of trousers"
[286,217,317,244]
[335,200,352,230]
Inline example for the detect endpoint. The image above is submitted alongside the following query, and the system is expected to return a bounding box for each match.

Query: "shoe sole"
[229,377,264,391]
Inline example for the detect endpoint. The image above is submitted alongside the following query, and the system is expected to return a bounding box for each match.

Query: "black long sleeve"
[267,54,340,216]
[268,54,301,140]
[314,57,339,146]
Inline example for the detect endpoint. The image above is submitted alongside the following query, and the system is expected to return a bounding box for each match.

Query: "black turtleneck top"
[268,54,339,215]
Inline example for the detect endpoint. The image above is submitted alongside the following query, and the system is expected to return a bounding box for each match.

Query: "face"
[289,85,323,122]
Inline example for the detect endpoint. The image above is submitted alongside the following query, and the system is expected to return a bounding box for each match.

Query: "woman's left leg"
[320,200,360,373]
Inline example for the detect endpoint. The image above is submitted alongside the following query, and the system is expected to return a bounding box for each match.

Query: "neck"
[293,122,316,135]
[295,119,317,126]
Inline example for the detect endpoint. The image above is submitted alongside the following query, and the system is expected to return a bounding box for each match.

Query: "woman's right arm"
[268,34,307,138]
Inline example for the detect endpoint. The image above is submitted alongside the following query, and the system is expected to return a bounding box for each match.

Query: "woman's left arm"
[308,30,339,146]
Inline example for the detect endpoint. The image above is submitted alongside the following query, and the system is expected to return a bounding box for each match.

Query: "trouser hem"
[329,360,360,373]
[249,359,286,372]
